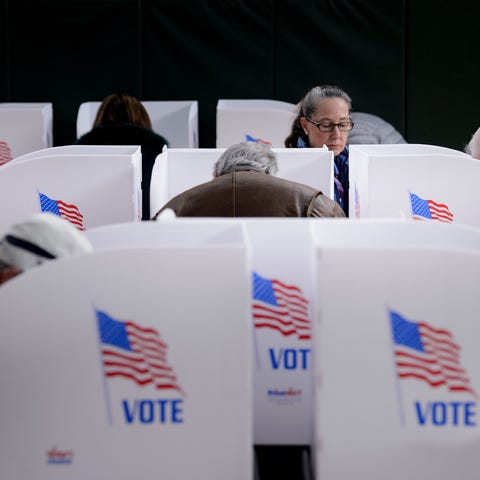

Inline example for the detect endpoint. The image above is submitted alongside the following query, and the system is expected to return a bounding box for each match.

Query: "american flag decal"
[252,272,311,340]
[96,309,184,395]
[354,183,360,218]
[390,310,476,397]
[0,141,13,166]
[38,191,85,230]
[409,192,454,223]
[245,133,272,145]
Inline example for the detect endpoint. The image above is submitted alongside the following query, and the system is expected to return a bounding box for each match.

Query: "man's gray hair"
[465,126,480,159]
[213,141,279,176]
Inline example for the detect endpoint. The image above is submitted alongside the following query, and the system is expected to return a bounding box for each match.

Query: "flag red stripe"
[105,371,183,392]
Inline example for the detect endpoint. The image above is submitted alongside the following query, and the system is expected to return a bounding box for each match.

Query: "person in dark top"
[74,93,169,220]
[285,85,353,216]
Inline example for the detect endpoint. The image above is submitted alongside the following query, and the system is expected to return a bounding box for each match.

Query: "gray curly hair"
[213,141,279,176]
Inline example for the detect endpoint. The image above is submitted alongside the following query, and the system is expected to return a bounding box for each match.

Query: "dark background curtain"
[1,0,478,151]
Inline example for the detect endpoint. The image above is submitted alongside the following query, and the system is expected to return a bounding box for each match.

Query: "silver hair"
[301,85,352,118]
[213,141,279,176]
[465,126,480,159]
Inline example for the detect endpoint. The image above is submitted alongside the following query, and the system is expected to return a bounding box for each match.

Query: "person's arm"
[308,193,346,218]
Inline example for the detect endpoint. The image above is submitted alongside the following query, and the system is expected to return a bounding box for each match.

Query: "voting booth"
[76,100,199,147]
[216,99,296,148]
[245,219,319,445]
[0,222,252,480]
[86,217,339,446]
[348,144,477,225]
[0,103,53,159]
[150,147,333,218]
[0,145,141,234]
[311,219,480,480]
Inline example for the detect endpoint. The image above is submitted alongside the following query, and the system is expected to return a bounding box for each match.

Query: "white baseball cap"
[0,212,92,272]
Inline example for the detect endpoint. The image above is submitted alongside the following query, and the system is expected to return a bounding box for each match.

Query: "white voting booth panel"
[0,148,141,235]
[246,219,317,445]
[311,220,480,480]
[150,147,333,218]
[77,100,199,147]
[0,103,53,159]
[349,144,477,225]
[86,217,331,445]
[11,144,140,163]
[216,99,296,148]
[86,219,246,249]
[349,143,469,156]
[0,228,252,480]
[311,217,480,250]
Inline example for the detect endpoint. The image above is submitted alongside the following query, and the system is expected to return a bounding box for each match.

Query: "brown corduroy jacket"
[152,169,345,219]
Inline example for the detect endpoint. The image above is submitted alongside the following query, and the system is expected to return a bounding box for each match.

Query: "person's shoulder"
[75,124,126,145]
[310,193,346,218]
[76,124,168,147]
[152,176,218,219]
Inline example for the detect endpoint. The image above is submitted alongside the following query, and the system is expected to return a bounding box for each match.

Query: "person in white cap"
[0,212,92,285]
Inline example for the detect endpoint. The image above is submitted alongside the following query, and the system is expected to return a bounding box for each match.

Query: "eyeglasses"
[305,118,354,132]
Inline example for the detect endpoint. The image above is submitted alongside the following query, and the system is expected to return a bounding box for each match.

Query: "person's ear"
[299,117,309,135]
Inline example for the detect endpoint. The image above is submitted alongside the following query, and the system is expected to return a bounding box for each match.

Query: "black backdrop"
[1,0,479,150]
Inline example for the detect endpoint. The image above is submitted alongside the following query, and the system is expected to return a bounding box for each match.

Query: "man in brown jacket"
[152,141,345,219]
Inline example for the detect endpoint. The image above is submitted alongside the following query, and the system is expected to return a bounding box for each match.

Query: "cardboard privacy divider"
[0,103,53,159]
[149,147,333,218]
[10,144,141,164]
[245,218,317,445]
[349,144,473,221]
[216,99,296,148]
[311,217,480,250]
[0,225,252,480]
[0,146,141,234]
[86,218,247,249]
[76,100,199,147]
[310,219,480,480]
[86,217,329,445]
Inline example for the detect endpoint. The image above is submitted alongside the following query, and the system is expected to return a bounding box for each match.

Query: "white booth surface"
[0,102,53,159]
[0,233,252,480]
[0,148,141,234]
[312,222,480,479]
[86,218,335,445]
[310,217,480,251]
[150,147,333,218]
[349,145,478,225]
[216,99,296,148]
[247,219,317,445]
[76,100,199,147]
[11,144,141,163]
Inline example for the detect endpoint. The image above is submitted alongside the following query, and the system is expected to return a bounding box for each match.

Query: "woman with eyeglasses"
[285,85,354,216]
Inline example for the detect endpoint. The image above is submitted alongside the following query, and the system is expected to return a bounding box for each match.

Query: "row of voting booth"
[0,142,477,235]
[0,99,410,164]
[0,144,334,234]
[0,99,294,160]
[0,100,200,163]
[1,217,480,480]
[1,139,480,478]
